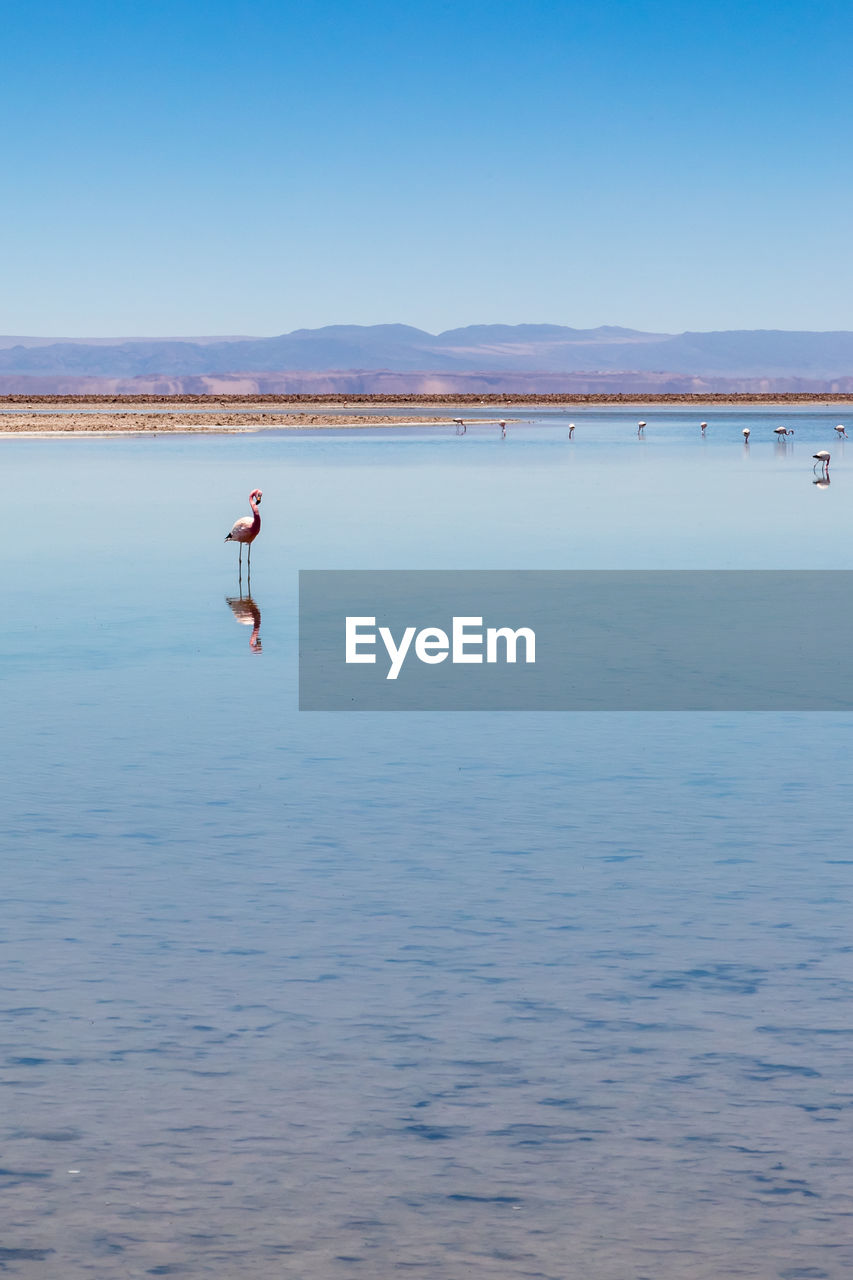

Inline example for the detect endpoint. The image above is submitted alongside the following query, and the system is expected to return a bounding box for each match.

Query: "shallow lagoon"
[2,409,853,1278]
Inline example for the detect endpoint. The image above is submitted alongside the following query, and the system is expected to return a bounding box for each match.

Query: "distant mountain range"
[3,324,853,393]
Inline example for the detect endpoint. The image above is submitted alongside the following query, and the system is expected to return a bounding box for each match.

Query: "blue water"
[2,409,853,1278]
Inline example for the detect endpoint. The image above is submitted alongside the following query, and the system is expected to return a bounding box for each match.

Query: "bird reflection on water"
[226,592,262,652]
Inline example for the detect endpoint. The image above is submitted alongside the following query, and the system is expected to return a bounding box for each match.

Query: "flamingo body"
[225,489,262,575]
[225,489,262,545]
[227,514,258,544]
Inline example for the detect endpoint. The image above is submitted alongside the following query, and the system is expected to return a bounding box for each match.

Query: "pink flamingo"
[225,488,262,573]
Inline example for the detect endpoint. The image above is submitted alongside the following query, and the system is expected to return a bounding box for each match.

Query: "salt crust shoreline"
[2,392,852,433]
[0,413,476,433]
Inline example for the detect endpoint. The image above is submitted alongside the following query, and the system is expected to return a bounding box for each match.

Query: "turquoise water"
[2,410,853,1278]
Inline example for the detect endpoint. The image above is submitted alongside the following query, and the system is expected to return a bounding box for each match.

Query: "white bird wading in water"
[813,450,831,475]
[742,427,750,441]
[774,426,794,438]
[835,424,847,438]
[225,488,262,575]
[637,420,646,436]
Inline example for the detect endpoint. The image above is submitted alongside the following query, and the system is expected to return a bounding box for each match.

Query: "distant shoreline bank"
[4,392,853,410]
[0,412,480,434]
[2,393,852,434]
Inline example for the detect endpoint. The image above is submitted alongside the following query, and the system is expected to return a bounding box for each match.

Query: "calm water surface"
[2,410,853,1278]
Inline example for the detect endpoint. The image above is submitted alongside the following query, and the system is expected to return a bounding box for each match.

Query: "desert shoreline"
[0,413,487,434]
[2,391,853,434]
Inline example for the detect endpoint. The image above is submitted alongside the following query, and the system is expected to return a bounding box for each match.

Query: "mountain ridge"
[2,324,853,382]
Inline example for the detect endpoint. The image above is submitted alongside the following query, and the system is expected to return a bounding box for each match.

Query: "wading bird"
[813,450,831,475]
[742,427,751,441]
[225,488,262,574]
[568,422,575,438]
[700,421,708,435]
[835,424,848,438]
[637,420,646,435]
[499,420,507,438]
[774,426,794,438]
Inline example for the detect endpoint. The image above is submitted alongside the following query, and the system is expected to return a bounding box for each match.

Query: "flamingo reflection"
[226,592,262,652]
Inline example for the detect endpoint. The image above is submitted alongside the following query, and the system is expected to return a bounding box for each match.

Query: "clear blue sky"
[3,0,852,336]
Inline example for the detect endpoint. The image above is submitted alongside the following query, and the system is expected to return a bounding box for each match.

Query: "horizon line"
[7,322,853,345]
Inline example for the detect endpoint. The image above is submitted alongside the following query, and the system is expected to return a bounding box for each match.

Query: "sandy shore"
[3,392,853,433]
[0,412,480,433]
